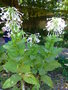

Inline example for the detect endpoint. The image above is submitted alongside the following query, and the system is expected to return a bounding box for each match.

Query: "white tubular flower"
[35,38,40,43]
[64,64,68,66]
[1,14,7,20]
[27,37,32,43]
[34,33,40,43]
[46,17,66,35]
[5,22,10,27]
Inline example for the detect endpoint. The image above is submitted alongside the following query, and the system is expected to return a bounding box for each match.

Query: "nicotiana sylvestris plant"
[0,7,65,90]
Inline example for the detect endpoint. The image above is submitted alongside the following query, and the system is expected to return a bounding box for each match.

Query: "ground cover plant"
[0,7,66,90]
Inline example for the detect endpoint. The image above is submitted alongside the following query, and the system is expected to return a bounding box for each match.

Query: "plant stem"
[21,80,25,90]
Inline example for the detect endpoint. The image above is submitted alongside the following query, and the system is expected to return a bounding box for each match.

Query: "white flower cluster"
[46,17,66,35]
[27,33,40,46]
[0,7,23,32]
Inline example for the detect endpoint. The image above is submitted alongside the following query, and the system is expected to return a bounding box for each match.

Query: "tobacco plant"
[0,7,64,90]
[2,31,62,90]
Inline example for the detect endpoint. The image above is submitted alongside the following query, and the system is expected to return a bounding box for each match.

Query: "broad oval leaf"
[18,64,31,73]
[2,74,21,89]
[23,73,39,85]
[44,60,61,72]
[4,60,18,73]
[41,75,53,88]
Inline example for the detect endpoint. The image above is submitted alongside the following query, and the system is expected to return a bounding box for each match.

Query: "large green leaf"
[3,40,25,61]
[41,75,53,88]
[4,60,18,73]
[3,43,20,60]
[46,48,62,62]
[44,60,61,72]
[23,73,39,85]
[38,67,46,76]
[3,42,12,50]
[3,74,21,89]
[18,64,31,73]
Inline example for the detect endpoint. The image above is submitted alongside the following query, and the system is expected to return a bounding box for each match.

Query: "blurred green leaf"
[4,60,18,73]
[44,60,61,72]
[41,75,53,88]
[3,74,21,89]
[23,73,39,85]
[0,66,3,72]
[18,64,31,73]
